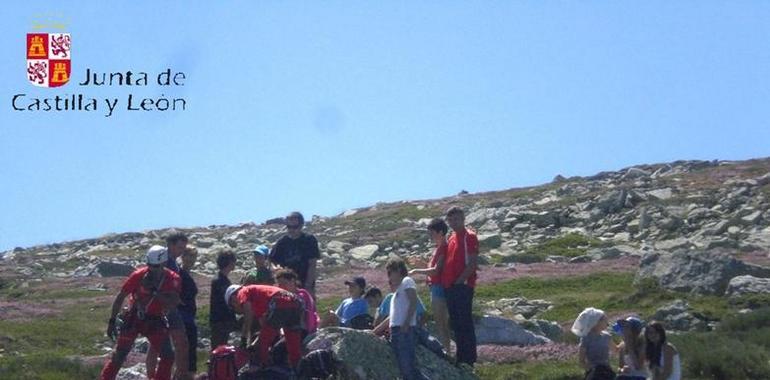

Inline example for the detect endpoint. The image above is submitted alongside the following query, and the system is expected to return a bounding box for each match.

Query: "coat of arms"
[26,33,71,87]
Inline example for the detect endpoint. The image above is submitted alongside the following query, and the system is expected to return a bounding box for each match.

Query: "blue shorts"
[430,284,445,300]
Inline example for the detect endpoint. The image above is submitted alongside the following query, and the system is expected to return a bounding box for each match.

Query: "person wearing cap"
[615,317,649,380]
[100,246,182,380]
[240,245,274,286]
[327,276,369,328]
[225,284,305,369]
[269,211,321,298]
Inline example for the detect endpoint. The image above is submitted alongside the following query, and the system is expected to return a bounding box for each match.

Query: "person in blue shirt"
[326,276,369,327]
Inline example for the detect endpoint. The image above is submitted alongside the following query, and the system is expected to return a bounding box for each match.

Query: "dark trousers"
[445,284,477,366]
[183,319,198,372]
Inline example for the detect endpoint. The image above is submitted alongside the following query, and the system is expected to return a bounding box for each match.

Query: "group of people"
[572,307,681,380]
[99,207,480,380]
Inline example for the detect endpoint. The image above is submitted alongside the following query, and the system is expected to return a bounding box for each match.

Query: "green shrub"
[0,354,101,380]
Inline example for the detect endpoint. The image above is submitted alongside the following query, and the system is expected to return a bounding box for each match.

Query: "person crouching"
[225,284,305,369]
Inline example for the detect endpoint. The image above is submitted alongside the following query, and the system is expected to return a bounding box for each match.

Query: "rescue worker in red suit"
[225,284,305,369]
[100,245,181,380]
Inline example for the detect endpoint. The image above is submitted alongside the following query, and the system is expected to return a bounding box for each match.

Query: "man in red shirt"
[225,284,304,369]
[100,246,182,380]
[441,206,478,366]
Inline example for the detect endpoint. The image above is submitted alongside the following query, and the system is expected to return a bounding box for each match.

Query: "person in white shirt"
[372,258,428,380]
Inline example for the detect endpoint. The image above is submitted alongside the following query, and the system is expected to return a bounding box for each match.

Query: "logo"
[26,32,71,87]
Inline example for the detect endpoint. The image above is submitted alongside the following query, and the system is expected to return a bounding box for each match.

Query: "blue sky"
[2,2,770,251]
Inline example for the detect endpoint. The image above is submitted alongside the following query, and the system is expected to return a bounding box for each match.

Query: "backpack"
[208,345,249,380]
[237,365,293,380]
[297,349,339,380]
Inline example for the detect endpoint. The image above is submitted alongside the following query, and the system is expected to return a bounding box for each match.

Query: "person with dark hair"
[209,250,238,347]
[645,321,681,380]
[614,317,649,380]
[100,246,181,380]
[364,287,383,311]
[442,207,478,366]
[409,217,451,352]
[275,268,318,335]
[269,211,321,298]
[325,276,369,328]
[373,258,427,380]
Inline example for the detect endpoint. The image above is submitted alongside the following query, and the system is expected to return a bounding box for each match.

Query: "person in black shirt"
[178,247,199,373]
[210,250,238,347]
[269,211,321,298]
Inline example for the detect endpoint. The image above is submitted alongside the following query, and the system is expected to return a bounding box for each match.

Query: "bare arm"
[372,316,390,336]
[403,288,418,332]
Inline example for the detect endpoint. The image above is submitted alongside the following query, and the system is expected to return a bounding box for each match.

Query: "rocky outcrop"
[650,300,709,331]
[475,316,550,346]
[726,275,770,298]
[304,327,477,380]
[636,248,770,295]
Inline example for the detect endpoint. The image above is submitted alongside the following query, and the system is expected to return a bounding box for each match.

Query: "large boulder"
[636,248,770,295]
[725,275,770,298]
[475,316,550,346]
[304,327,476,380]
[650,300,709,332]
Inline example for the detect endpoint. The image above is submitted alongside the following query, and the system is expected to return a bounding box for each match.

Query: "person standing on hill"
[209,250,238,347]
[269,212,320,298]
[442,206,478,366]
[100,246,181,380]
[409,217,451,352]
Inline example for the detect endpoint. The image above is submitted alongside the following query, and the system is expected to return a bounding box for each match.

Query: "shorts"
[430,284,445,300]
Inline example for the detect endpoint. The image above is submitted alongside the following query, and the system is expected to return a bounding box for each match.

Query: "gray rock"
[655,238,692,251]
[569,255,592,263]
[726,275,770,298]
[742,211,763,225]
[349,245,379,260]
[651,300,708,332]
[595,190,629,215]
[478,233,502,250]
[326,240,350,254]
[647,188,673,200]
[116,363,146,380]
[636,249,770,295]
[525,319,564,342]
[475,316,550,346]
[93,261,136,277]
[304,327,476,380]
[484,297,553,319]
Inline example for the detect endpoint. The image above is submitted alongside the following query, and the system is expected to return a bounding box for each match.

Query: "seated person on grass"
[321,276,369,328]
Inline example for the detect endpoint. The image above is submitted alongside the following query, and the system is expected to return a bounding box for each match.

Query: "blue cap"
[253,245,269,257]
[613,316,643,334]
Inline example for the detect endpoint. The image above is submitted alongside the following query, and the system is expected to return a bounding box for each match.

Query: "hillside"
[2,157,770,379]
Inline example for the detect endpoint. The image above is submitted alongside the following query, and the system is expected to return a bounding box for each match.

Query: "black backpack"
[296,349,339,380]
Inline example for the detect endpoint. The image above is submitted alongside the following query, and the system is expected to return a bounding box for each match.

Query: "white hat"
[571,307,606,337]
[146,245,168,265]
[224,284,242,307]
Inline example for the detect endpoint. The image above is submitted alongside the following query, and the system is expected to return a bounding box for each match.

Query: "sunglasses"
[286,224,301,230]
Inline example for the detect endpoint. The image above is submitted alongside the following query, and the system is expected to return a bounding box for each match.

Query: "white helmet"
[224,284,242,307]
[146,245,168,265]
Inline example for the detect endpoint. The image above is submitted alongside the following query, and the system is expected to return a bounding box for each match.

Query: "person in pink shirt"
[275,268,318,335]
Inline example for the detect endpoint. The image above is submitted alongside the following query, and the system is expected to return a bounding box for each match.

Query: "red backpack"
[208,345,248,380]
